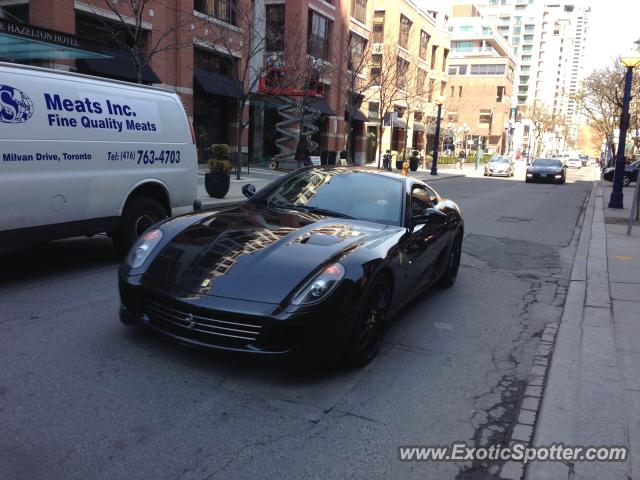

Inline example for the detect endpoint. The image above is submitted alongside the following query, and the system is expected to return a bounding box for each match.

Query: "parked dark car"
[525,158,566,184]
[119,168,464,367]
[603,160,640,187]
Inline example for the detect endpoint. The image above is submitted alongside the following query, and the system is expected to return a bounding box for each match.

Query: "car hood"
[142,204,389,303]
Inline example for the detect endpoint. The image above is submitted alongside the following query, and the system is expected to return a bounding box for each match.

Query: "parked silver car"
[484,156,515,177]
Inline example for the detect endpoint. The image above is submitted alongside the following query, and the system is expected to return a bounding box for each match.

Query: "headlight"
[555,174,562,178]
[127,229,163,268]
[526,173,533,177]
[291,263,345,305]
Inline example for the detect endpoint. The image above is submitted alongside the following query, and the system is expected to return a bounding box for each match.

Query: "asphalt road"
[0,166,595,480]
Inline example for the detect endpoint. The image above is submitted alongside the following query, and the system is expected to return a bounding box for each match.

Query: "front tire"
[344,276,391,367]
[438,232,462,288]
[113,197,167,257]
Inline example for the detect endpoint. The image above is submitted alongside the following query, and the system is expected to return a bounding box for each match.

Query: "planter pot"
[205,172,230,198]
[395,160,404,170]
[409,158,419,171]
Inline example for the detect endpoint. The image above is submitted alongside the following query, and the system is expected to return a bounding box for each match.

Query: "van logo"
[0,85,34,124]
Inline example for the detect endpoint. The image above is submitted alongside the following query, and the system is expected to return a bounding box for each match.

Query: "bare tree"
[571,58,640,159]
[520,101,556,156]
[198,3,278,179]
[90,0,197,84]
[341,30,376,163]
[395,56,424,163]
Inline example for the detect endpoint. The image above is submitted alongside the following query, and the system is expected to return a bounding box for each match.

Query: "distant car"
[566,157,582,168]
[526,158,566,184]
[484,156,514,177]
[603,160,640,187]
[579,154,589,167]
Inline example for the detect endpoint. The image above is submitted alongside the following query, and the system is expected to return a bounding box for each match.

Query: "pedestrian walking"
[383,150,393,171]
[458,149,466,170]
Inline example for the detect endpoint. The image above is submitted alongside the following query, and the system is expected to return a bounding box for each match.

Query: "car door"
[403,185,448,290]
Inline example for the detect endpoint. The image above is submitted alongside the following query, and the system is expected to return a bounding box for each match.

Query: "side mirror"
[242,184,256,198]
[412,207,446,226]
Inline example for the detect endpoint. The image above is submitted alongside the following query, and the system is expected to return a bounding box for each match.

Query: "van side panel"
[0,64,197,234]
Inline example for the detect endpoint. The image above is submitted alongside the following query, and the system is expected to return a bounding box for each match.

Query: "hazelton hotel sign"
[0,18,81,49]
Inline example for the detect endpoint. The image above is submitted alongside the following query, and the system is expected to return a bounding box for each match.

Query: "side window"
[411,187,433,217]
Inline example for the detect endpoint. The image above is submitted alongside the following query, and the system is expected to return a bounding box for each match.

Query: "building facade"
[447,3,515,155]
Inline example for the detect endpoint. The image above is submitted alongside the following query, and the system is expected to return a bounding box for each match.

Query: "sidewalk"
[526,179,640,480]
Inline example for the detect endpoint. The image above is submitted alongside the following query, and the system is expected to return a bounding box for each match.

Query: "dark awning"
[413,122,426,132]
[393,118,407,129]
[346,108,368,122]
[77,46,160,84]
[194,69,242,99]
[306,97,336,116]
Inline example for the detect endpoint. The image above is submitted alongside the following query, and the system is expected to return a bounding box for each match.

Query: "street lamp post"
[609,53,640,209]
[431,95,445,176]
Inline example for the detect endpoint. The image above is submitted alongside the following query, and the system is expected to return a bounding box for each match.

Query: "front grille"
[142,294,262,347]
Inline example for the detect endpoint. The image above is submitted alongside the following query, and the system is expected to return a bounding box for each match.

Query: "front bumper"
[487,170,510,176]
[526,173,563,182]
[119,274,357,364]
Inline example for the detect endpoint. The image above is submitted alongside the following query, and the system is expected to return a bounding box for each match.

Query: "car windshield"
[534,159,562,167]
[258,170,404,226]
[490,157,509,163]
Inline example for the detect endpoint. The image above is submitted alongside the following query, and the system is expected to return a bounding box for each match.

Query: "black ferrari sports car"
[525,158,566,184]
[119,167,464,366]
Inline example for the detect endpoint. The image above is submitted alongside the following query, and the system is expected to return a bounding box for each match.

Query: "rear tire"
[344,276,390,367]
[438,232,462,288]
[113,197,167,257]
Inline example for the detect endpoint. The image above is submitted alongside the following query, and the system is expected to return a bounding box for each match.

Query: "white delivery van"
[0,62,198,255]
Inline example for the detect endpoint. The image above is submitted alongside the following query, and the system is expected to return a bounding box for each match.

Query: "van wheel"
[113,197,167,257]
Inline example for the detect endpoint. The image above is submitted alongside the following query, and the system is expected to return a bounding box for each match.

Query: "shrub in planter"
[205,144,231,198]
[409,150,420,171]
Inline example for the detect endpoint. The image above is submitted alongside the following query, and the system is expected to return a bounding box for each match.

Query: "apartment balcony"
[451,46,502,58]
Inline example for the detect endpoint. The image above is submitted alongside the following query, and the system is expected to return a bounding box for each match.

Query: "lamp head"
[435,95,445,106]
[620,52,640,68]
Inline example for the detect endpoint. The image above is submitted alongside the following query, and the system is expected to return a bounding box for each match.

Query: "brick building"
[446,3,515,155]
[0,0,451,166]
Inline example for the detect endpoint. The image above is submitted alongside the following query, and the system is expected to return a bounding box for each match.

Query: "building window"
[372,11,384,43]
[440,81,446,96]
[396,57,409,90]
[428,79,435,102]
[194,48,235,75]
[479,109,492,126]
[414,111,423,122]
[448,112,458,123]
[419,30,430,60]
[496,86,505,102]
[450,85,454,97]
[368,101,379,119]
[307,10,332,61]
[448,64,467,75]
[351,0,367,24]
[399,14,412,49]
[348,32,367,71]
[459,86,463,97]
[370,53,382,84]
[265,4,285,52]
[442,48,449,72]
[430,45,438,69]
[417,68,427,94]
[470,64,506,75]
[194,0,237,25]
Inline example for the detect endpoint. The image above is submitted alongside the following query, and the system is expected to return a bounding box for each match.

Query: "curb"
[498,182,596,480]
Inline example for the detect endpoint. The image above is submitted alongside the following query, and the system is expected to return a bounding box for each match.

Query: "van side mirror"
[242,184,256,198]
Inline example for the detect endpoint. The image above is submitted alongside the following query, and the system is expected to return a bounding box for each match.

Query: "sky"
[583,0,640,71]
